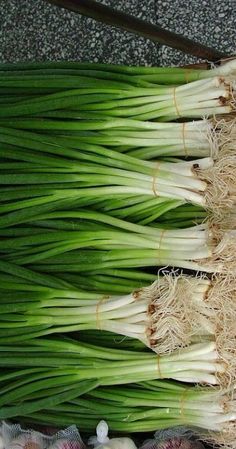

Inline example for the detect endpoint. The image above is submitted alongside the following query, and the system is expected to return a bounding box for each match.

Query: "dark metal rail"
[46,0,226,61]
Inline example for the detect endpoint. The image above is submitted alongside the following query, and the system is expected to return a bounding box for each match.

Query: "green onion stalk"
[74,330,147,351]
[0,61,235,121]
[0,257,159,300]
[0,338,232,400]
[0,126,224,210]
[1,212,235,273]
[0,271,235,368]
[0,117,219,160]
[0,57,235,83]
[1,115,233,163]
[19,381,236,448]
[0,339,235,444]
[0,62,235,164]
[0,256,157,295]
[0,126,235,222]
[129,204,207,228]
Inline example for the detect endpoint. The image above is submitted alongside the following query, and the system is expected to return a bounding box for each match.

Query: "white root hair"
[135,273,236,389]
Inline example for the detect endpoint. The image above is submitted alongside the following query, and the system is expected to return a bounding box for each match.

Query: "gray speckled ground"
[0,0,235,66]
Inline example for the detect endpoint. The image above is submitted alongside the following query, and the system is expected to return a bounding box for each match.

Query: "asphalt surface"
[0,0,235,66]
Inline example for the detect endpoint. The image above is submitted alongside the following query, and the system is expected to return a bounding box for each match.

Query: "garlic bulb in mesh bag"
[47,426,86,449]
[0,423,85,449]
[139,428,205,449]
[89,421,137,449]
[1,422,46,449]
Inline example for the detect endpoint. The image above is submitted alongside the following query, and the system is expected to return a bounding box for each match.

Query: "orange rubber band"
[182,122,189,157]
[179,387,190,419]
[96,296,108,330]
[184,69,193,84]
[157,355,163,378]
[152,162,160,197]
[158,229,167,249]
[173,87,181,117]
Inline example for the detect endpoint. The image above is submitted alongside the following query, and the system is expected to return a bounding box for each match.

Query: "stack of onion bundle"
[0,60,235,237]
[0,59,236,448]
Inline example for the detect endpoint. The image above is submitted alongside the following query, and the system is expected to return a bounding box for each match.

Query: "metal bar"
[46,0,226,61]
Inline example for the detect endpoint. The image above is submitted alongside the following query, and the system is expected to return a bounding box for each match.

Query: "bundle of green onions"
[0,336,231,397]
[0,127,235,214]
[21,381,236,448]
[0,60,235,121]
[0,340,235,446]
[0,119,215,160]
[0,61,235,165]
[0,272,235,362]
[0,213,235,273]
[0,116,233,161]
[1,114,235,164]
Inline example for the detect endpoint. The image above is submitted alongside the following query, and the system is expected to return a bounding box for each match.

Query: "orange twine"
[184,69,193,84]
[179,387,190,419]
[152,162,160,197]
[157,355,163,378]
[182,122,189,157]
[158,229,167,250]
[173,87,181,118]
[96,296,108,330]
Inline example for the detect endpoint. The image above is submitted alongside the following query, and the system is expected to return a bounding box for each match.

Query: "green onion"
[0,127,234,222]
[0,62,235,120]
[0,273,235,366]
[0,118,215,159]
[0,340,234,448]
[1,214,234,273]
[75,330,147,351]
[0,116,232,162]
[0,338,230,393]
[23,381,235,448]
